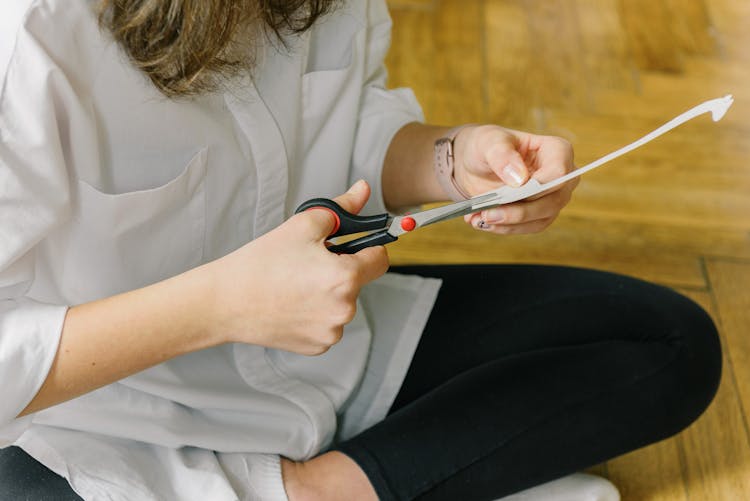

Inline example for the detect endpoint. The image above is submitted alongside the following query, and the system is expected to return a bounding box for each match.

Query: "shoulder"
[0,0,37,82]
[0,0,100,87]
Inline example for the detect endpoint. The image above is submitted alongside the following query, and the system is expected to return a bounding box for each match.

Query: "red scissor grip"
[305,207,341,236]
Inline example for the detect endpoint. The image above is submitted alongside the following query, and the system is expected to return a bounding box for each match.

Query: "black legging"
[335,265,721,500]
[0,265,721,501]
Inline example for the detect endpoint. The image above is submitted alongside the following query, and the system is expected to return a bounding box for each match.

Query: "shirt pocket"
[62,148,208,302]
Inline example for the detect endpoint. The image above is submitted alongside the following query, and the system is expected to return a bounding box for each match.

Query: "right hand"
[205,180,389,355]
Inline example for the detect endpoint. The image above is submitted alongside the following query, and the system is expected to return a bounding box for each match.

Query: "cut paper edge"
[471,94,735,210]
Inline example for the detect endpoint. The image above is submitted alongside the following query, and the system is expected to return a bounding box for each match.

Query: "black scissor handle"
[295,198,389,238]
[294,198,398,254]
[327,231,398,254]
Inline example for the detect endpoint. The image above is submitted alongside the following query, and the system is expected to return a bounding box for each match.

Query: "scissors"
[295,95,735,254]
[295,179,544,254]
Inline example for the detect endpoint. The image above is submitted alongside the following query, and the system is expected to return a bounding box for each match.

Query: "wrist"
[175,261,228,348]
[434,124,475,201]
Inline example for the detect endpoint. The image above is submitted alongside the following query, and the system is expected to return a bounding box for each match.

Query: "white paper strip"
[471,94,734,210]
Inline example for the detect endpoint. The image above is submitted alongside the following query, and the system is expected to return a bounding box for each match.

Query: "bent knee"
[654,287,722,433]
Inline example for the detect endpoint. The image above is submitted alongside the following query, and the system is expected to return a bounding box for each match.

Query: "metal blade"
[387,193,497,237]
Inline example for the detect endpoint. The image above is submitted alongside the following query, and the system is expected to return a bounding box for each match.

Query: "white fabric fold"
[0,1,440,499]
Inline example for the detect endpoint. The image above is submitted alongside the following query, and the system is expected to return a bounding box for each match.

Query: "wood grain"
[385,0,750,498]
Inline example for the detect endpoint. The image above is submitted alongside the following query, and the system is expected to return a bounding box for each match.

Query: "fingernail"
[503,164,524,187]
[348,179,366,193]
[482,208,505,224]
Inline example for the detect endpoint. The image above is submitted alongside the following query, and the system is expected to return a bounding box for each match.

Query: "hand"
[205,180,389,355]
[282,452,378,501]
[453,125,579,234]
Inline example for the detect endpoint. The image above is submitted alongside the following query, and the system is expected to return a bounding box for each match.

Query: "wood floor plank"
[664,0,718,57]
[523,0,591,113]
[672,287,750,499]
[706,260,750,432]
[617,0,684,73]
[484,0,537,129]
[387,215,709,288]
[575,0,638,95]
[605,438,688,501]
[430,0,485,125]
[637,70,750,125]
[386,5,437,116]
[537,108,750,234]
[706,0,750,63]
[566,174,750,232]
[386,0,434,9]
[385,0,750,498]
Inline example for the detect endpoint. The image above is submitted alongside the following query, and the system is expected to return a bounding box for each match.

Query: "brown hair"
[98,0,339,97]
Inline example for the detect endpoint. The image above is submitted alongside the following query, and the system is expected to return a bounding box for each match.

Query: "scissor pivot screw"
[400,217,417,232]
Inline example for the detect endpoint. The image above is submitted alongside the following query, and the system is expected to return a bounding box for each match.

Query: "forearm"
[19,264,221,416]
[17,182,389,418]
[381,122,453,210]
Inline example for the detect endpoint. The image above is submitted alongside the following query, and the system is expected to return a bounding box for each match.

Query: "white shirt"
[0,1,441,499]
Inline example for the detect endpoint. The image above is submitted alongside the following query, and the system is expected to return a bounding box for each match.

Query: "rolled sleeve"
[0,298,68,440]
[0,3,76,441]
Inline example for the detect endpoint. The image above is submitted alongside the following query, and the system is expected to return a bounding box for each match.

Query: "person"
[0,0,721,500]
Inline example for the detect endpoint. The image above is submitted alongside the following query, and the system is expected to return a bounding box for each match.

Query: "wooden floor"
[384,0,750,499]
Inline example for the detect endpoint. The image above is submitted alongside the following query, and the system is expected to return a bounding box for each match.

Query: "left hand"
[453,125,579,234]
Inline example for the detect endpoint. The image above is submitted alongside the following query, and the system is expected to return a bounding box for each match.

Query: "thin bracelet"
[434,125,474,201]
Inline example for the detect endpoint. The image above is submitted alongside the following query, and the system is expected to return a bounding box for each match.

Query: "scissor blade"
[470,179,544,210]
[387,193,496,237]
[386,180,546,237]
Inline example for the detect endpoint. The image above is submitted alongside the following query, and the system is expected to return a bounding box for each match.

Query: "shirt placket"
[223,77,289,240]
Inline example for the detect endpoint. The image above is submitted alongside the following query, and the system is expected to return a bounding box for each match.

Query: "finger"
[475,128,529,187]
[298,180,372,241]
[479,187,573,225]
[532,136,575,182]
[349,245,389,284]
[525,176,579,204]
[296,207,341,241]
[477,216,558,235]
[332,179,370,215]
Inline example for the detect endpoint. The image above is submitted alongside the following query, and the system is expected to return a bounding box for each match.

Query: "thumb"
[297,180,371,241]
[332,179,370,215]
[484,138,529,188]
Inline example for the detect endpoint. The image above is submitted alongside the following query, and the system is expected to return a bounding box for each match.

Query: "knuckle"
[475,124,495,137]
[504,206,524,224]
[305,344,331,356]
[549,136,575,173]
[556,136,573,150]
[334,302,357,324]
[332,266,358,289]
[477,125,508,146]
[294,213,319,236]
[547,135,572,152]
[322,326,344,346]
